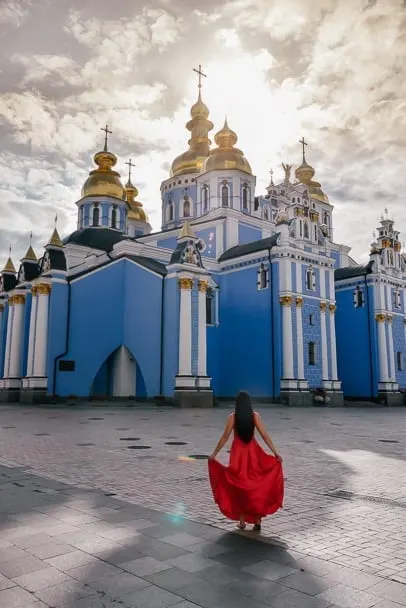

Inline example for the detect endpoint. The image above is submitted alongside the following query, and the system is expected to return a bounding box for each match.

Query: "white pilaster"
[197,280,207,377]
[26,287,38,377]
[8,294,25,378]
[376,314,389,383]
[178,277,193,376]
[295,298,305,380]
[320,302,329,380]
[280,296,294,380]
[112,346,136,397]
[386,315,396,381]
[3,301,14,377]
[329,305,339,381]
[33,284,51,378]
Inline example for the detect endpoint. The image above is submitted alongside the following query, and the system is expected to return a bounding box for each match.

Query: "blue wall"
[53,260,163,398]
[335,282,376,397]
[393,314,406,387]
[302,298,322,388]
[47,282,69,394]
[216,262,274,398]
[0,304,9,377]
[238,223,262,245]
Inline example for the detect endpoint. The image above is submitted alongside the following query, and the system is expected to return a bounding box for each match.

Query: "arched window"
[221,183,229,207]
[111,204,117,229]
[257,263,268,290]
[264,207,269,221]
[168,201,174,222]
[314,225,318,241]
[79,206,84,228]
[242,185,248,210]
[202,186,209,212]
[306,267,316,291]
[304,221,309,239]
[183,196,190,217]
[206,288,214,325]
[92,204,99,227]
[308,342,316,365]
[353,286,364,308]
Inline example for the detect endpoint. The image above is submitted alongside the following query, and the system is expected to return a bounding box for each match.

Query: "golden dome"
[203,118,252,174]
[170,90,213,177]
[2,256,16,273]
[295,158,329,204]
[82,149,126,200]
[126,180,149,223]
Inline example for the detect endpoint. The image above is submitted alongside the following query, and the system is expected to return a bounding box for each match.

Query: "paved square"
[0,404,405,606]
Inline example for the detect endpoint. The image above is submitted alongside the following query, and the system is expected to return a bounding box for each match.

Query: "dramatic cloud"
[0,0,405,264]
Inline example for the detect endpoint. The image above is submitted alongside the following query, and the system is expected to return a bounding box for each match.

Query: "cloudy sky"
[0,0,405,265]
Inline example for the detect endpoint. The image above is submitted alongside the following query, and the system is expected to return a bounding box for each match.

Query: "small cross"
[299,136,308,163]
[54,213,58,227]
[101,123,112,151]
[29,231,32,245]
[269,168,274,185]
[125,158,135,182]
[193,64,207,90]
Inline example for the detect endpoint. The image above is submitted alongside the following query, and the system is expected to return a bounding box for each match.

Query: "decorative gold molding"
[296,297,303,307]
[198,280,208,292]
[386,314,393,323]
[320,301,327,312]
[13,294,25,305]
[329,304,336,313]
[375,313,386,323]
[280,295,293,306]
[37,283,52,295]
[31,285,38,296]
[178,278,193,290]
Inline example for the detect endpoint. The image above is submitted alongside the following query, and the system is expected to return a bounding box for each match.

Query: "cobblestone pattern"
[0,404,406,588]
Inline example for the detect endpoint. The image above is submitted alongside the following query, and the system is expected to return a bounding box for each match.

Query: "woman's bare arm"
[254,413,283,461]
[209,414,234,460]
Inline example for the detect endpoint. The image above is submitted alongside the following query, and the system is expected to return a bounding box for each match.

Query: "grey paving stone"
[316,583,383,608]
[172,602,204,608]
[89,571,150,597]
[278,571,332,596]
[197,563,245,585]
[34,579,95,605]
[67,561,124,583]
[242,559,297,581]
[161,533,203,548]
[102,545,144,566]
[136,537,191,561]
[0,572,15,590]
[0,555,48,578]
[0,585,39,607]
[185,540,231,558]
[371,602,406,608]
[12,566,72,592]
[121,584,184,607]
[145,567,204,592]
[121,556,172,577]
[167,554,219,573]
[367,580,406,605]
[27,542,74,560]
[13,533,54,549]
[232,577,286,604]
[46,549,100,571]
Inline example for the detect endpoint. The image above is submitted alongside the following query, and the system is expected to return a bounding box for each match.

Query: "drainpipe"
[365,274,374,399]
[52,280,71,396]
[268,248,276,400]
[159,275,165,397]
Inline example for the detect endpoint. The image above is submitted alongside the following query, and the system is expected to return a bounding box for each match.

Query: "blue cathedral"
[0,77,405,407]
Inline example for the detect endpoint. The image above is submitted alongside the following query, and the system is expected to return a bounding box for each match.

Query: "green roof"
[219,234,280,262]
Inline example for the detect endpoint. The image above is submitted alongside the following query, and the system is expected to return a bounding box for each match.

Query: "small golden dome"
[295,160,329,204]
[170,90,213,177]
[125,178,148,222]
[82,149,126,200]
[47,227,63,248]
[2,256,16,273]
[22,245,37,262]
[203,118,252,175]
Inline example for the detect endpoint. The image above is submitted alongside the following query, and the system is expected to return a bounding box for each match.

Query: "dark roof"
[334,260,374,281]
[218,234,280,262]
[64,228,129,253]
[18,261,40,283]
[40,249,67,274]
[70,253,167,280]
[0,274,17,292]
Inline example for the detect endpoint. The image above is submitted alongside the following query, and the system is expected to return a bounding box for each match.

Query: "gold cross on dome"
[101,123,112,151]
[193,64,207,89]
[299,136,308,163]
[125,158,135,182]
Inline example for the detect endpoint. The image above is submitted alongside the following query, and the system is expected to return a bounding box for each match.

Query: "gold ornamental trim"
[37,283,52,295]
[280,295,293,306]
[13,294,25,305]
[178,278,194,290]
[329,304,336,313]
[198,280,209,293]
[31,285,38,296]
[296,297,303,307]
[375,313,386,323]
[320,301,328,312]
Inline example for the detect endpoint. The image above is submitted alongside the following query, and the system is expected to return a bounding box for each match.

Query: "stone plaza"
[0,403,406,607]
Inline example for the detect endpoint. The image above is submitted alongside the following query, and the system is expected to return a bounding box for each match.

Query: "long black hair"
[234,391,255,443]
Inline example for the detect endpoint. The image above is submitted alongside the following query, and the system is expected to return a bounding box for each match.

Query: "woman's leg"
[237,515,246,529]
[253,517,261,531]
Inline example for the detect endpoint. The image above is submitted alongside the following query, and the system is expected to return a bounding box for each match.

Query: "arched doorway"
[90,346,139,399]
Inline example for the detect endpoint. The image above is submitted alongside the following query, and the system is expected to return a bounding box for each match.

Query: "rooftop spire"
[101,123,112,152]
[299,136,308,164]
[3,246,16,274]
[193,63,207,91]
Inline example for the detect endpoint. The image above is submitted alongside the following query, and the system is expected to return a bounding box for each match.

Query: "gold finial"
[299,136,308,164]
[3,246,16,274]
[101,123,112,152]
[178,220,196,240]
[269,168,274,186]
[22,231,37,262]
[203,117,252,174]
[48,228,63,248]
[125,158,135,186]
[193,64,207,90]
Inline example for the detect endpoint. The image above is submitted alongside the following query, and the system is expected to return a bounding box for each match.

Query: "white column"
[320,302,329,380]
[280,296,294,379]
[329,305,338,381]
[3,300,15,377]
[33,283,50,377]
[295,297,305,379]
[8,294,25,378]
[197,280,208,376]
[178,278,193,376]
[386,315,396,381]
[112,346,136,397]
[26,286,38,377]
[376,314,389,382]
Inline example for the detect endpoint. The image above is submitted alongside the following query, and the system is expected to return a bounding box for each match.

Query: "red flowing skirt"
[208,436,284,523]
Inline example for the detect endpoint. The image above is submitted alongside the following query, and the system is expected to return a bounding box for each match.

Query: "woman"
[208,391,284,531]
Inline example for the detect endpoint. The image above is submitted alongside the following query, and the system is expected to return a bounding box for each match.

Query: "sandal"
[237,522,246,530]
[253,523,261,532]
